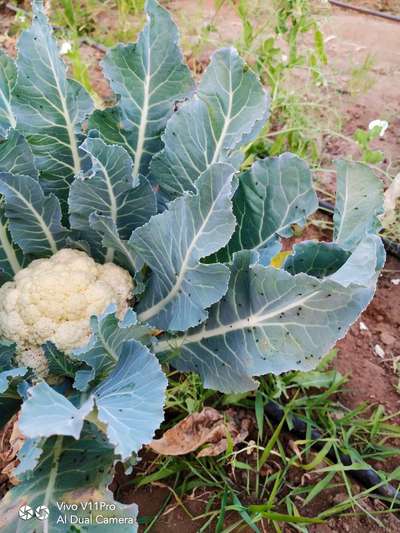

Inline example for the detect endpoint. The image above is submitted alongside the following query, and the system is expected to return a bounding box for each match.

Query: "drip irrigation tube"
[265,400,400,502]
[318,199,400,260]
[328,0,400,23]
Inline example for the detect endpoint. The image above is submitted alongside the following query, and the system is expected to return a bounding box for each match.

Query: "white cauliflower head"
[0,249,133,354]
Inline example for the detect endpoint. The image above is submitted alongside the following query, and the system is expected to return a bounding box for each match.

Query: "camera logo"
[18,505,34,520]
[35,505,50,520]
[18,504,49,521]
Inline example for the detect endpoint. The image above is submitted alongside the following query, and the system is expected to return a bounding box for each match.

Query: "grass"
[114,351,400,531]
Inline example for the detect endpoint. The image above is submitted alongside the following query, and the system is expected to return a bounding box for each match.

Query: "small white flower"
[368,119,389,137]
[281,54,288,63]
[374,344,385,358]
[59,41,72,55]
[359,321,368,331]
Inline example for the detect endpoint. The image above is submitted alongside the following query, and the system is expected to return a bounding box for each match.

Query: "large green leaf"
[13,437,44,479]
[0,340,16,370]
[89,0,194,177]
[0,206,23,281]
[284,241,351,278]
[12,0,93,199]
[0,130,38,177]
[0,361,26,425]
[333,160,383,251]
[151,47,269,200]
[220,153,318,262]
[89,212,141,273]
[0,367,27,394]
[19,341,166,459]
[19,382,94,439]
[72,306,153,387]
[155,236,383,392]
[132,163,237,331]
[69,137,156,263]
[43,341,81,378]
[0,173,68,255]
[0,51,16,138]
[94,339,167,459]
[0,427,138,533]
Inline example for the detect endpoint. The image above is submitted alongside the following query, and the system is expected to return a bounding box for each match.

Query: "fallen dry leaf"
[381,173,400,230]
[150,407,253,457]
[0,414,25,491]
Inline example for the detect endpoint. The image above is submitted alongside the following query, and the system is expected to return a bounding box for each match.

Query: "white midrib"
[133,40,151,178]
[94,158,118,263]
[42,435,63,533]
[138,191,223,323]
[153,291,319,353]
[98,328,118,361]
[7,183,58,254]
[46,46,81,176]
[0,87,16,129]
[0,218,21,274]
[334,169,349,243]
[117,238,137,272]
[210,71,233,165]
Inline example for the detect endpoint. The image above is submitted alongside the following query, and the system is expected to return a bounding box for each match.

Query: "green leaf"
[19,382,94,439]
[132,163,237,331]
[155,236,383,393]
[89,212,141,273]
[89,0,194,177]
[0,367,27,394]
[0,130,38,177]
[0,366,26,425]
[43,341,81,378]
[247,508,324,525]
[69,136,156,263]
[13,0,93,200]
[0,427,138,533]
[329,233,385,287]
[0,206,23,281]
[13,438,44,479]
[0,340,16,370]
[0,342,21,424]
[0,51,17,137]
[290,370,342,389]
[72,306,153,385]
[94,339,167,459]
[20,341,166,460]
[284,241,350,278]
[333,160,383,251]
[220,153,318,262]
[151,47,269,200]
[0,173,68,255]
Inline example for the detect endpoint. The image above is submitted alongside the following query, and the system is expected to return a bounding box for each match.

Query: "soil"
[347,0,400,15]
[0,1,399,531]
[336,255,400,414]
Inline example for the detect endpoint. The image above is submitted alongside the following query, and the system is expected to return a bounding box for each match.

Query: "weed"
[126,353,400,531]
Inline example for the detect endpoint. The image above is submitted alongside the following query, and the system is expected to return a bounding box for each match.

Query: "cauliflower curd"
[0,249,133,359]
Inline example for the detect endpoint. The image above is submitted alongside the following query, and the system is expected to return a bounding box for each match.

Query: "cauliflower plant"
[0,249,133,375]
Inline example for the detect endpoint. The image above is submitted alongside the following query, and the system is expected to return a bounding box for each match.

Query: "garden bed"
[0,1,399,531]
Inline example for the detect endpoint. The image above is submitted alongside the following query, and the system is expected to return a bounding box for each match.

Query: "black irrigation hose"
[318,199,400,260]
[328,0,400,23]
[264,400,400,502]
